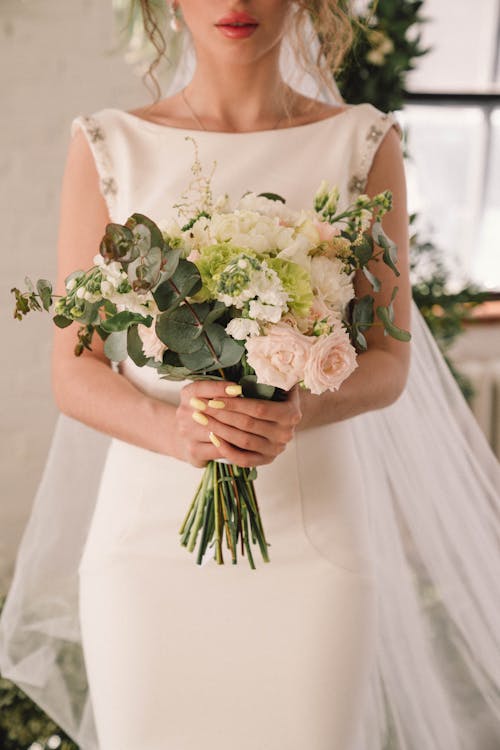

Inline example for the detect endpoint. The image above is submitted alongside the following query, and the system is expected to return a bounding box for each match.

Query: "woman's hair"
[134,0,364,103]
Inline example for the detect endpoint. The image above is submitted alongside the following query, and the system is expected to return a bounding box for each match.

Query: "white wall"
[0,0,146,591]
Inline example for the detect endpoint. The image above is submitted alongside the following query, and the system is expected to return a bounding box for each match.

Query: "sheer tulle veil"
[1,10,499,750]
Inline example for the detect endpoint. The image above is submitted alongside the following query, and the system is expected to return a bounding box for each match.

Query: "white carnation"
[277,233,313,270]
[310,256,354,314]
[248,300,283,323]
[236,192,300,224]
[225,317,260,340]
[208,210,295,254]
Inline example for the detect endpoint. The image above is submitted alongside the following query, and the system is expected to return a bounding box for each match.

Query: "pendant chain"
[181,87,287,132]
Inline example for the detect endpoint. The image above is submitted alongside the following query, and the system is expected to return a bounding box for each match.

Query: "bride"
[1,2,500,749]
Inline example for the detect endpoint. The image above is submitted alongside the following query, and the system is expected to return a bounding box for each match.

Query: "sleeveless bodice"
[71,103,402,402]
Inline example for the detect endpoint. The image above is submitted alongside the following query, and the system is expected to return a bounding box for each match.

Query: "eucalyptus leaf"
[53,314,73,328]
[78,301,102,325]
[257,192,286,203]
[103,299,117,316]
[156,304,205,353]
[203,300,227,325]
[352,295,374,328]
[354,233,374,266]
[214,334,245,370]
[24,276,34,293]
[153,259,202,313]
[158,364,192,380]
[240,375,275,400]
[36,279,53,311]
[104,330,128,362]
[161,349,185,367]
[127,213,165,250]
[65,269,85,287]
[136,245,162,285]
[127,325,152,367]
[161,246,181,280]
[362,266,381,292]
[372,221,400,276]
[100,223,137,264]
[131,222,152,255]
[355,330,368,350]
[178,322,226,369]
[101,310,152,333]
[179,345,217,371]
[376,306,411,341]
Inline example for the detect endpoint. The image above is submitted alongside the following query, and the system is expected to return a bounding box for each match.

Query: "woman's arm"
[51,128,299,468]
[298,123,412,430]
[51,128,183,457]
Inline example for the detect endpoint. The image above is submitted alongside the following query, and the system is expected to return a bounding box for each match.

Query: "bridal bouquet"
[12,142,410,569]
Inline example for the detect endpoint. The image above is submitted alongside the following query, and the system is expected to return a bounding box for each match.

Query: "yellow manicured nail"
[225,385,242,396]
[208,431,221,448]
[189,397,206,411]
[208,399,225,409]
[192,411,208,426]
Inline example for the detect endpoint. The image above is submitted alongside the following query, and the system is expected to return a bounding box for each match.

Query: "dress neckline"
[110,103,361,137]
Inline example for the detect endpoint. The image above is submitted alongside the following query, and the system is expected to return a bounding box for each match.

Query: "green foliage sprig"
[337,0,431,113]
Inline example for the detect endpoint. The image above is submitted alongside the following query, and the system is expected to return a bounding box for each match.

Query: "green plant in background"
[409,216,489,401]
[336,0,493,399]
[337,0,431,113]
[0,596,79,750]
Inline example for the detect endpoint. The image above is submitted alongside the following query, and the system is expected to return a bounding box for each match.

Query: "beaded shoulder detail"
[347,110,403,199]
[71,114,118,218]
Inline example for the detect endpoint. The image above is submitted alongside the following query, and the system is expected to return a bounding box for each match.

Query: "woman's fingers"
[202,405,294,445]
[183,382,302,427]
[182,380,243,401]
[206,432,275,468]
[188,408,279,457]
[178,382,302,467]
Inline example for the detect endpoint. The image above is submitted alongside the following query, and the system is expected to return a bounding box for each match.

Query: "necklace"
[181,87,288,132]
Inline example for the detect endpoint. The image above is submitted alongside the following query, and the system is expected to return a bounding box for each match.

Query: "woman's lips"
[215,24,258,38]
[215,12,259,39]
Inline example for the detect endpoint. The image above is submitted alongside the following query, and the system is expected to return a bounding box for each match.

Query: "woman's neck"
[183,48,296,132]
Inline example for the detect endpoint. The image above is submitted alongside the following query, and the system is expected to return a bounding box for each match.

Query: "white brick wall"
[0,0,146,591]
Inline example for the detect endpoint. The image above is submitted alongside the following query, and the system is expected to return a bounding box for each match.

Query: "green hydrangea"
[193,243,258,301]
[265,257,313,317]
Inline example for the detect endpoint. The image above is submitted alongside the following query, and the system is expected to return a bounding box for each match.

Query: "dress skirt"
[78,415,378,750]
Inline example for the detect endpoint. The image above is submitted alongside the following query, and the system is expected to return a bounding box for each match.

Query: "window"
[399,0,500,290]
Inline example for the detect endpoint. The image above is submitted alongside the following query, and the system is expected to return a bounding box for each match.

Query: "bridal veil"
[1,10,499,750]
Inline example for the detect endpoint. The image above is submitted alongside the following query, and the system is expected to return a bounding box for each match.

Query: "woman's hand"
[175,381,302,468]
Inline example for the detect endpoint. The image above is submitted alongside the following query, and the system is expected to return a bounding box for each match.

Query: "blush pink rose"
[244,322,313,391]
[296,295,339,334]
[137,320,167,363]
[303,326,358,395]
[313,220,342,242]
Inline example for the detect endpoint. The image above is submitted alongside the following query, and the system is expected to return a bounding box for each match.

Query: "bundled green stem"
[178,460,270,568]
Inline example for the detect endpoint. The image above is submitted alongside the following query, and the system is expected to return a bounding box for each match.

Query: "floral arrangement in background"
[336,0,431,113]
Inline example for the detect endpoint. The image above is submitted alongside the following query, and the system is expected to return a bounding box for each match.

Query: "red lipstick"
[215,11,259,39]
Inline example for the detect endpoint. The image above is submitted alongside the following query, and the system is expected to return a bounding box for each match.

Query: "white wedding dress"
[1,102,500,750]
[76,103,395,750]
